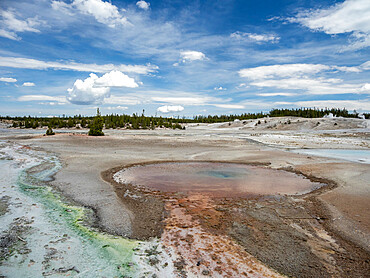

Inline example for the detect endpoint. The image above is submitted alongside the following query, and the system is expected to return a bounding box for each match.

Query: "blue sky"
[0,0,369,117]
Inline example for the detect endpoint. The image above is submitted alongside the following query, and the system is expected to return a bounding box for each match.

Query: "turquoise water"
[291,149,370,164]
[197,169,244,179]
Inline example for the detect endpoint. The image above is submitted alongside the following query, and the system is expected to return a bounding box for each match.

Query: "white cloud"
[22,82,35,87]
[67,71,138,105]
[68,74,110,104]
[18,95,67,103]
[94,70,138,87]
[240,63,368,96]
[0,29,19,40]
[360,61,370,70]
[278,100,370,111]
[157,105,184,113]
[212,104,245,109]
[237,83,249,89]
[361,83,370,92]
[230,31,280,43]
[214,86,226,91]
[105,105,128,110]
[0,10,41,33]
[136,1,150,10]
[51,1,74,15]
[104,95,143,105]
[291,0,370,50]
[180,51,206,62]
[0,9,42,40]
[257,92,296,97]
[0,57,158,74]
[251,77,367,95]
[292,0,370,35]
[332,66,361,72]
[53,0,130,28]
[152,96,213,105]
[239,64,331,80]
[152,94,243,110]
[0,77,17,82]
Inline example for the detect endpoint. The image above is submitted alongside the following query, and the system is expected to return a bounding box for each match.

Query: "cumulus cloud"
[0,57,158,74]
[180,51,206,62]
[157,105,184,113]
[67,71,138,105]
[0,77,17,82]
[22,82,35,86]
[52,0,130,28]
[290,0,370,50]
[136,1,150,10]
[230,31,280,43]
[0,9,42,40]
[68,74,110,105]
[94,70,138,87]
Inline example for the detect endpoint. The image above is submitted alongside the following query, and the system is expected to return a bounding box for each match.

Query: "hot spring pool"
[114,162,324,197]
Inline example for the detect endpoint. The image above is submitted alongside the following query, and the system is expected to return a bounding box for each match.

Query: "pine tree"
[88,108,104,136]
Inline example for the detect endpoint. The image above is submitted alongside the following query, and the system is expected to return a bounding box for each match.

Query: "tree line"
[1,108,368,130]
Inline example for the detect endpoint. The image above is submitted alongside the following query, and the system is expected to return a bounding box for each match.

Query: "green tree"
[67,118,75,128]
[81,118,87,128]
[88,108,104,136]
[46,126,55,135]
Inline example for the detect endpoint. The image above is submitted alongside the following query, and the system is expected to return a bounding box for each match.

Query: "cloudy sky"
[0,0,369,117]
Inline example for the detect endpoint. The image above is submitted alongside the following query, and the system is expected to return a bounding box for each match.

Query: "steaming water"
[291,149,370,164]
[0,142,173,277]
[114,162,324,197]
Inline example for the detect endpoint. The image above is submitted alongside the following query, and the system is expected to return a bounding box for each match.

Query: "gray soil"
[101,166,165,240]
[0,217,32,262]
[0,196,10,217]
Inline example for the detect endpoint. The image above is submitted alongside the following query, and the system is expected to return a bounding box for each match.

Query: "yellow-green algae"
[17,154,141,276]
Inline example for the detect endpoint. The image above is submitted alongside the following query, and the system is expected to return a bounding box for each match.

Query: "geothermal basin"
[114,162,323,197]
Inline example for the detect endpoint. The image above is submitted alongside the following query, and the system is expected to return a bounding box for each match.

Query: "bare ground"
[9,121,370,277]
